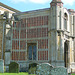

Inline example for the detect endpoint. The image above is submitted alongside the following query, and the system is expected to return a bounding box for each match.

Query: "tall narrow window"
[64,13,68,30]
[33,45,37,60]
[72,39,74,62]
[74,49,75,62]
[28,43,37,60]
[28,46,32,60]
[72,16,75,36]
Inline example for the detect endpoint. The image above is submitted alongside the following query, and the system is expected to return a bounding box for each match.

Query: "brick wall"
[12,16,49,61]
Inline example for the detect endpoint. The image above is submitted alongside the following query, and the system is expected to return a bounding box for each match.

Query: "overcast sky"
[0,0,75,12]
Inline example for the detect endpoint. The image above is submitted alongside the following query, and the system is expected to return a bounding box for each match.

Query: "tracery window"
[74,50,75,62]
[64,13,68,30]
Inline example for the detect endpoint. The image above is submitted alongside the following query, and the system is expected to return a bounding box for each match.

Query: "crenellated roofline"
[50,0,63,7]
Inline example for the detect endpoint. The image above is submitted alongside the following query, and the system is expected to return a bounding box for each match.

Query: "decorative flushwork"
[0,59,4,73]
[36,63,53,75]
[51,67,68,75]
[36,63,68,75]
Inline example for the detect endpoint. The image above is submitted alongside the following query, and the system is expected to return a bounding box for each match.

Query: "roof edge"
[0,2,20,12]
[13,8,50,16]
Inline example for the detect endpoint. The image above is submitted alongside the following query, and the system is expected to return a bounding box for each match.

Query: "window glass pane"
[28,46,32,60]
[33,45,37,60]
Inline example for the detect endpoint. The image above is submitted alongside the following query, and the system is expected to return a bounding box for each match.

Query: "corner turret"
[50,0,63,7]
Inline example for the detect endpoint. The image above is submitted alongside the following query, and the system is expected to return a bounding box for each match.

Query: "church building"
[0,0,75,73]
[10,0,75,72]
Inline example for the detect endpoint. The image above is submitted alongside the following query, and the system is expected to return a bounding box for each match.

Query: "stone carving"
[36,63,53,75]
[51,67,68,75]
[0,59,4,73]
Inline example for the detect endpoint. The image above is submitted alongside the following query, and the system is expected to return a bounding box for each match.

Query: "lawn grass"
[0,73,74,75]
[72,74,75,75]
[0,73,36,75]
[0,72,28,75]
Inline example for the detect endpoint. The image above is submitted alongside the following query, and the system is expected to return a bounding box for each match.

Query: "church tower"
[49,0,65,67]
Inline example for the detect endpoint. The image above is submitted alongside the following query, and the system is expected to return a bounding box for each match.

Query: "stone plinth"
[0,59,4,73]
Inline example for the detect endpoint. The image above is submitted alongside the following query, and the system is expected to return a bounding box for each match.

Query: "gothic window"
[33,45,37,60]
[28,43,37,60]
[28,46,32,60]
[64,13,68,30]
[74,50,75,62]
[72,39,75,62]
[72,16,75,36]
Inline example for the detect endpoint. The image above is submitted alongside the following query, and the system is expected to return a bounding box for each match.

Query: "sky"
[0,0,75,12]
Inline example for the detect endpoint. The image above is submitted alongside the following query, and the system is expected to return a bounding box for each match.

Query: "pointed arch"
[64,13,68,30]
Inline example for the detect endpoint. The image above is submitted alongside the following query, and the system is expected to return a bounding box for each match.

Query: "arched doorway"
[64,40,69,67]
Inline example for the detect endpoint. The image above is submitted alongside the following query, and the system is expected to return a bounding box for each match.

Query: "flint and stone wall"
[0,60,4,73]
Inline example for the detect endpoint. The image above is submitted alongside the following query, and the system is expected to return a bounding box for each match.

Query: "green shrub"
[29,63,37,69]
[4,66,6,72]
[28,63,38,74]
[9,62,19,73]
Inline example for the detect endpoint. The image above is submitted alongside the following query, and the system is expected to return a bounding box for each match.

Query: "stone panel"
[51,67,68,75]
[36,63,53,75]
[0,59,4,73]
[5,52,10,65]
[0,25,3,59]
[0,50,2,58]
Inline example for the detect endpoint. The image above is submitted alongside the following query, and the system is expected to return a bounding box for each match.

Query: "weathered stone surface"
[5,52,10,65]
[51,67,68,75]
[0,59,4,73]
[36,63,53,75]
